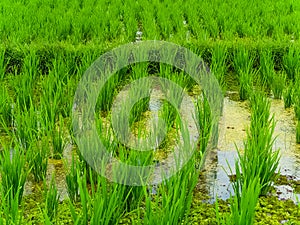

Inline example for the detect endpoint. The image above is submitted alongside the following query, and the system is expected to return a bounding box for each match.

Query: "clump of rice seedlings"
[11,71,35,111]
[39,75,60,131]
[51,115,66,159]
[283,82,293,108]
[230,174,261,225]
[0,142,29,204]
[89,175,130,225]
[65,156,80,203]
[22,50,39,81]
[271,72,285,99]
[211,44,228,91]
[43,175,60,223]
[69,169,89,224]
[282,46,300,81]
[215,177,261,225]
[259,49,275,89]
[128,78,151,125]
[160,101,178,133]
[143,157,197,224]
[238,71,252,101]
[130,62,149,81]
[96,68,121,112]
[233,48,255,101]
[12,100,40,148]
[195,94,212,168]
[296,121,300,144]
[239,92,280,195]
[0,85,12,128]
[27,139,49,182]
[140,121,198,224]
[0,183,23,225]
[69,168,128,225]
[0,48,10,80]
[293,80,300,121]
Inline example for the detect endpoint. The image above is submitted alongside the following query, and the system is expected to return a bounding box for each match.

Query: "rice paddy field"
[0,0,300,224]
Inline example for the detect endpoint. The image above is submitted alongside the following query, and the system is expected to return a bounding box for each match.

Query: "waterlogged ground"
[1,88,300,224]
[204,93,300,204]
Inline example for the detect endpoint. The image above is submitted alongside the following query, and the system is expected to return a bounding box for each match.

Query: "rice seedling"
[43,175,60,223]
[27,139,49,182]
[296,120,300,144]
[51,114,66,159]
[89,175,131,225]
[96,73,121,112]
[271,72,286,99]
[0,84,12,129]
[230,174,261,225]
[1,0,300,223]
[282,46,300,81]
[11,72,35,111]
[0,48,9,80]
[238,92,280,195]
[0,184,23,225]
[259,49,275,90]
[68,167,129,225]
[293,81,300,121]
[194,94,212,168]
[11,100,40,148]
[233,48,255,101]
[65,155,81,203]
[22,50,39,81]
[69,168,90,225]
[211,44,227,91]
[283,82,293,108]
[0,141,29,204]
[143,158,198,224]
[160,101,178,133]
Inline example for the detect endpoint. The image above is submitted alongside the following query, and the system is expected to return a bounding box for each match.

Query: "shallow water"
[203,94,300,203]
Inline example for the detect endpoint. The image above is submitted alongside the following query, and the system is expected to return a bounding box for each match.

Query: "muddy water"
[203,93,300,203]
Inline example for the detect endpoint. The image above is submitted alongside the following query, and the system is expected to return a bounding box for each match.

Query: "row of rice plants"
[0,0,299,45]
[216,92,280,224]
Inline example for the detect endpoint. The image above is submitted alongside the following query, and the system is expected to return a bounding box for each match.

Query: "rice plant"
[0,48,9,80]
[0,141,29,204]
[51,115,66,159]
[11,72,35,111]
[89,175,131,225]
[0,183,23,225]
[230,174,261,225]
[143,158,198,224]
[293,81,300,121]
[69,169,90,225]
[282,46,300,81]
[68,167,128,225]
[12,100,40,148]
[271,72,285,99]
[283,82,293,108]
[0,84,12,129]
[233,48,255,101]
[259,49,275,89]
[296,120,300,144]
[22,50,40,81]
[239,92,280,195]
[195,94,212,168]
[66,155,81,203]
[44,175,60,223]
[27,139,49,182]
[211,44,227,91]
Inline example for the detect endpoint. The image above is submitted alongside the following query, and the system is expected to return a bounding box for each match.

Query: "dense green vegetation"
[0,0,299,224]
